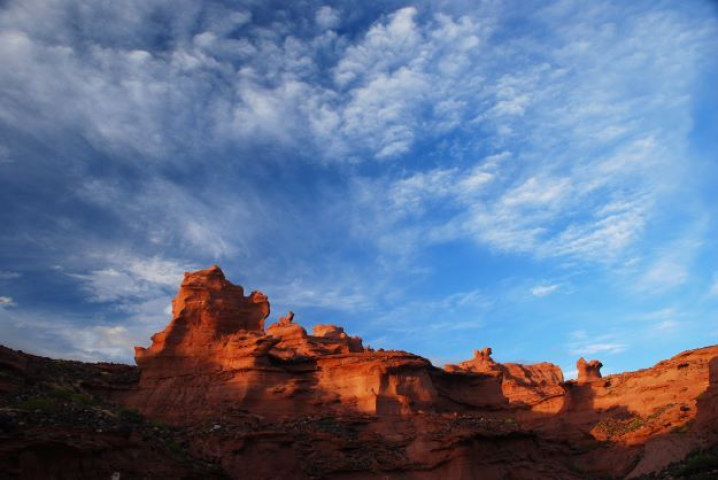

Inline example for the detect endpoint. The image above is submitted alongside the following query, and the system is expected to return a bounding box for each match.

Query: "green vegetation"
[647,403,675,420]
[503,418,518,425]
[673,420,694,435]
[625,417,644,431]
[12,386,95,412]
[148,418,169,429]
[677,452,718,476]
[70,393,94,405]
[0,369,19,380]
[594,416,645,438]
[15,397,59,412]
[118,407,146,424]
[167,439,183,454]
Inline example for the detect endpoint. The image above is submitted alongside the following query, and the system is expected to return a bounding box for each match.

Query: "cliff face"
[4,266,718,480]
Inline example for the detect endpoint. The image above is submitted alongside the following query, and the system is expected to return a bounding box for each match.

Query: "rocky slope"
[2,265,718,479]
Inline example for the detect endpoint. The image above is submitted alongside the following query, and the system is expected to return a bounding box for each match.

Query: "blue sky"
[1,0,717,378]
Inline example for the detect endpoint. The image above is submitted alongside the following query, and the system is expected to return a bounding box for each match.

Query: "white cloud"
[0,306,153,362]
[709,273,718,297]
[568,329,628,357]
[333,3,715,265]
[0,271,21,280]
[0,296,16,307]
[71,255,188,304]
[267,278,373,313]
[0,0,712,172]
[0,254,195,361]
[388,168,458,216]
[501,177,570,207]
[638,258,689,292]
[334,7,421,86]
[315,6,340,30]
[571,342,628,356]
[363,288,490,341]
[77,178,260,259]
[531,284,560,297]
[634,229,704,294]
[655,319,679,332]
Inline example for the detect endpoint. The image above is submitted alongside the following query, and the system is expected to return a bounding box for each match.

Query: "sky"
[1,0,717,378]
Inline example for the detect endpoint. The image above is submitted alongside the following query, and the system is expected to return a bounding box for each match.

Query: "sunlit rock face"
[126,266,441,421]
[445,346,565,414]
[134,265,273,378]
[577,357,603,384]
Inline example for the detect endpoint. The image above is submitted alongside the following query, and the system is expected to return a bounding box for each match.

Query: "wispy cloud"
[531,284,560,297]
[0,271,21,280]
[70,255,189,303]
[638,259,689,293]
[0,296,16,308]
[633,230,704,294]
[571,342,629,356]
[568,330,629,357]
[709,273,718,297]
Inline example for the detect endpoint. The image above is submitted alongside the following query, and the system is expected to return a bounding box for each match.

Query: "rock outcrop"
[446,346,565,413]
[123,266,440,422]
[577,356,603,384]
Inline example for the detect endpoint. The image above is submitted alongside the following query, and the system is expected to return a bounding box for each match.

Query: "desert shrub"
[673,421,693,434]
[678,452,718,476]
[148,418,169,429]
[16,398,58,412]
[118,407,145,424]
[167,439,182,454]
[70,393,94,405]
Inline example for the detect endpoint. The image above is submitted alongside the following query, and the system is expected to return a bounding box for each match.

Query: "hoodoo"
[577,356,603,384]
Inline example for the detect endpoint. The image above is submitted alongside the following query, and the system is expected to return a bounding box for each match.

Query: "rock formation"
[445,346,565,413]
[4,265,718,480]
[123,266,439,421]
[445,347,499,373]
[577,356,603,384]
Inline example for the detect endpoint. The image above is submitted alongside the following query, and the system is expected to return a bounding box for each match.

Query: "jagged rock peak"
[279,311,295,325]
[577,357,603,384]
[134,266,271,367]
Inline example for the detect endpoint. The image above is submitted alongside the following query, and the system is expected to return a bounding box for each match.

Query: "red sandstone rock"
[279,311,295,325]
[577,357,603,384]
[134,265,271,374]
[125,267,438,422]
[445,347,499,373]
[312,324,364,353]
[446,347,565,413]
